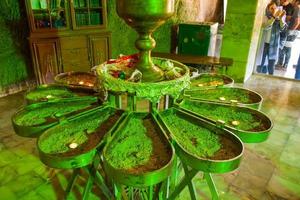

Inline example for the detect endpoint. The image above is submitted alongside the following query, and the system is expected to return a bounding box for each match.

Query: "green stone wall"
[0,1,31,90]
[221,0,258,82]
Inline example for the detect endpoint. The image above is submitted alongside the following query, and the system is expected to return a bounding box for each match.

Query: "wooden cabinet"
[25,0,111,84]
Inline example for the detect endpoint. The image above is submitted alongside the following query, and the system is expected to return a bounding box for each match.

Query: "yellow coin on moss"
[231,120,240,126]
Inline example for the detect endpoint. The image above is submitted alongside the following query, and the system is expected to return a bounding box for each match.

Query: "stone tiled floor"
[0,74,300,200]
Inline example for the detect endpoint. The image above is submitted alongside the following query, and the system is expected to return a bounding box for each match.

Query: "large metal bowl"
[157,108,243,173]
[55,71,97,93]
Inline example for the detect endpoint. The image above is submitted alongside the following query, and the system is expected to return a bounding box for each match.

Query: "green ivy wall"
[0,1,31,91]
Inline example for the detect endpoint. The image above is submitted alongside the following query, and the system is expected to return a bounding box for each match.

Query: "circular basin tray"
[157,108,243,174]
[25,84,76,104]
[12,96,99,138]
[178,99,273,143]
[103,112,175,187]
[184,87,263,109]
[37,106,125,169]
[55,71,97,92]
[188,73,234,90]
[96,57,190,102]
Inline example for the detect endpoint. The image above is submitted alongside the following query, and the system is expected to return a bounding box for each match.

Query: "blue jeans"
[295,54,300,80]
[278,46,292,67]
[257,43,275,75]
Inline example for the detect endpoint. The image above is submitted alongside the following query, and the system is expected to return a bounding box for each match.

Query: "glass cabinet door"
[71,0,104,28]
[30,0,68,30]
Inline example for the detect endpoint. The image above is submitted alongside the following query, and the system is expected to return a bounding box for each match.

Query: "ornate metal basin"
[37,106,125,169]
[12,96,98,138]
[157,108,243,173]
[184,87,263,109]
[103,112,175,187]
[178,99,273,143]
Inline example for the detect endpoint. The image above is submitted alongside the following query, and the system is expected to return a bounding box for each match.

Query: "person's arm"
[279,11,287,29]
[290,7,300,30]
[263,17,275,30]
[291,17,300,30]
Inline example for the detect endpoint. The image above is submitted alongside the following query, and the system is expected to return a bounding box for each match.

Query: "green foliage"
[181,101,262,131]
[185,88,251,103]
[39,108,115,154]
[106,115,153,170]
[160,109,221,158]
[15,100,96,126]
[0,1,29,89]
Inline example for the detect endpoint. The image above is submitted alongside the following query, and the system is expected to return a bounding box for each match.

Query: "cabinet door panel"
[61,48,90,72]
[89,36,109,66]
[32,39,61,84]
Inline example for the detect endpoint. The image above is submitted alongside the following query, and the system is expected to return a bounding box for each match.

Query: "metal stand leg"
[127,93,137,111]
[204,173,219,200]
[114,184,122,200]
[82,168,95,200]
[167,164,198,200]
[182,164,196,200]
[64,168,80,200]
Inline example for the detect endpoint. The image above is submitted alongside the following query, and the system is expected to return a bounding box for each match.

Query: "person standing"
[258,2,286,75]
[276,0,294,70]
[293,0,300,79]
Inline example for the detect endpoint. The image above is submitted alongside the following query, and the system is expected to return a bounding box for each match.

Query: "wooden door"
[31,39,61,84]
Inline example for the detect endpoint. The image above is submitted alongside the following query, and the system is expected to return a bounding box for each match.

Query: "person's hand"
[279,10,286,19]
[274,10,281,19]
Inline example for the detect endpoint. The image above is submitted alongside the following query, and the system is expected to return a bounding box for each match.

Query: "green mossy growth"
[106,114,153,170]
[185,88,252,104]
[15,100,96,126]
[39,108,115,154]
[181,101,263,131]
[160,109,221,158]
[26,87,76,102]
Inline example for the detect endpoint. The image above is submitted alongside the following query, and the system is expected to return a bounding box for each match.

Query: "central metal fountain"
[11,0,273,199]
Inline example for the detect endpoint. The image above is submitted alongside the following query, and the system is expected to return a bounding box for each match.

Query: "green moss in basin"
[106,114,153,170]
[185,88,251,104]
[181,101,263,131]
[191,74,225,88]
[15,100,96,126]
[160,109,221,158]
[26,87,75,102]
[39,108,115,154]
